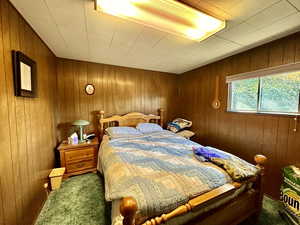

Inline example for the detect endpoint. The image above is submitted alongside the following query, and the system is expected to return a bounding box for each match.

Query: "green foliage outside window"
[231,78,258,111]
[229,72,300,114]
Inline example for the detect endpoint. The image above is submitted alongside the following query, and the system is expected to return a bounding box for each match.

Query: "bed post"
[254,154,267,219]
[120,197,138,225]
[159,108,164,128]
[99,110,105,137]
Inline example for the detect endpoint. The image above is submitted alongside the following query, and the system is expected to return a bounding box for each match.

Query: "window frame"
[227,75,300,116]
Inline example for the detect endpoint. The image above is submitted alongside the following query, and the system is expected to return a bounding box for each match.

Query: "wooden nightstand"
[57,137,99,178]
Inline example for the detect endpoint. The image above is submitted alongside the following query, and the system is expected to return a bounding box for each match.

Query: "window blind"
[226,62,300,83]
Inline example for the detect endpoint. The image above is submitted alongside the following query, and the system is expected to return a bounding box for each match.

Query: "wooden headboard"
[98,109,164,136]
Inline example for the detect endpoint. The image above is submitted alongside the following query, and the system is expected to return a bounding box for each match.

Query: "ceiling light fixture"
[94,0,226,41]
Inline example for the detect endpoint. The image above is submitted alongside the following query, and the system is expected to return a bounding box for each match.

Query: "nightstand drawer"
[65,147,96,162]
[66,159,96,173]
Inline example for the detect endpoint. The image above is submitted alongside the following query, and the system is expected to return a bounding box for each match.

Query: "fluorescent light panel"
[94,0,226,41]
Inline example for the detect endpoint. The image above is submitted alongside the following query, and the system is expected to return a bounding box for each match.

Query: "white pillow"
[136,123,163,134]
[105,127,142,139]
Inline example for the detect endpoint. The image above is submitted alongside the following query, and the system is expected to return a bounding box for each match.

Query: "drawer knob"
[76,163,84,168]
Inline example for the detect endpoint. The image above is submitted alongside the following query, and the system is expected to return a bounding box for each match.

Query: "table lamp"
[72,120,90,143]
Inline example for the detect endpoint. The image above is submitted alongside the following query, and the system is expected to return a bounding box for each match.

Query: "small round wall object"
[85,84,95,95]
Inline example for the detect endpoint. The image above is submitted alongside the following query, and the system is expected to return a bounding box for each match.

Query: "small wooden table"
[57,138,99,178]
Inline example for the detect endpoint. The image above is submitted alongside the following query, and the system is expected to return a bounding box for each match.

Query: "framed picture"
[85,84,95,95]
[12,51,37,98]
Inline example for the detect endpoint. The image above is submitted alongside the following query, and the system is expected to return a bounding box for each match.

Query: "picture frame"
[12,51,37,98]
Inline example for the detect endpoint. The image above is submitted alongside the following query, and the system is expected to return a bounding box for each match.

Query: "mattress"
[97,133,255,225]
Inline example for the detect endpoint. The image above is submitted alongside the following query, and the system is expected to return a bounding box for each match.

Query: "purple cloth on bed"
[193,146,230,160]
[193,146,259,181]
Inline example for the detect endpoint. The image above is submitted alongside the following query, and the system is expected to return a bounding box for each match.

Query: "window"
[228,71,300,115]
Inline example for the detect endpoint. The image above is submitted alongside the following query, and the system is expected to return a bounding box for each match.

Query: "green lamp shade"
[72,120,90,143]
[72,120,90,126]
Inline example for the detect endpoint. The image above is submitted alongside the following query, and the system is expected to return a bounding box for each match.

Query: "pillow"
[167,118,192,133]
[136,123,163,134]
[105,127,142,139]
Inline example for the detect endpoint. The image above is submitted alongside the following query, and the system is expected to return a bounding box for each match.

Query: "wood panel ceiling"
[9,0,300,74]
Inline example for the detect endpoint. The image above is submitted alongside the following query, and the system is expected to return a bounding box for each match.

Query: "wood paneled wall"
[0,0,57,225]
[56,58,178,140]
[2,0,300,223]
[177,32,300,199]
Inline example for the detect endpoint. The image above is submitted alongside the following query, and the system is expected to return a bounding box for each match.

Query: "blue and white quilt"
[100,130,232,224]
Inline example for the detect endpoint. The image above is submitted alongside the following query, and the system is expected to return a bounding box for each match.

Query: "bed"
[97,109,267,225]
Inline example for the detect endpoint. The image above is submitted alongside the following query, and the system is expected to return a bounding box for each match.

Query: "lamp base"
[78,126,85,143]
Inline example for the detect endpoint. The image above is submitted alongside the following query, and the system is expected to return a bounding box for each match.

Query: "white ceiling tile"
[58,31,89,59]
[287,0,300,10]
[59,25,88,49]
[227,0,282,22]
[204,0,281,22]
[89,36,132,66]
[10,0,51,22]
[228,29,269,46]
[45,0,86,30]
[219,13,300,52]
[190,37,242,60]
[88,34,111,51]
[109,19,144,50]
[84,0,118,42]
[258,12,300,37]
[151,35,196,57]
[133,27,167,49]
[28,19,67,56]
[9,0,66,55]
[246,0,297,29]
[9,0,300,74]
[217,22,257,44]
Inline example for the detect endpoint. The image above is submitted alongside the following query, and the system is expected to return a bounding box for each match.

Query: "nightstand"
[57,137,99,178]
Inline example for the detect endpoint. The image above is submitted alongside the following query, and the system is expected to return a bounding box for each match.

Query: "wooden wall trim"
[226,61,300,83]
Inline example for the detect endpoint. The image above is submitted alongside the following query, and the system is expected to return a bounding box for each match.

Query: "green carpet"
[35,173,286,225]
[36,173,111,225]
[240,196,286,225]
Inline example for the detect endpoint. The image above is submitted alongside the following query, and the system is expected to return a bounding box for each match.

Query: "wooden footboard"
[120,154,267,225]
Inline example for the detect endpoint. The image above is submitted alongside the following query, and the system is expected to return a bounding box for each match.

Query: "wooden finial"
[254,154,267,214]
[100,110,105,119]
[120,197,138,225]
[99,110,105,136]
[43,182,49,197]
[159,108,164,128]
[254,154,267,167]
[254,154,267,176]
